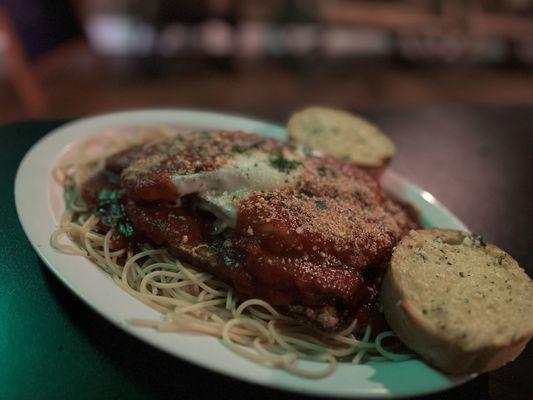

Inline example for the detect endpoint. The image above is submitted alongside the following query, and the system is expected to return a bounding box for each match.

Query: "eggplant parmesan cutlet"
[80,131,417,331]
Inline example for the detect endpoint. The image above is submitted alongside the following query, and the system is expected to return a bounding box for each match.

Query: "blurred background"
[1,0,533,124]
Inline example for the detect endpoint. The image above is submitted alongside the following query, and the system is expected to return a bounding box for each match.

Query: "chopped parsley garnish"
[98,188,120,201]
[224,254,241,270]
[231,144,247,153]
[459,271,465,277]
[95,188,133,237]
[317,165,338,178]
[315,200,327,210]
[207,235,226,255]
[118,222,134,237]
[269,150,302,173]
[208,235,241,270]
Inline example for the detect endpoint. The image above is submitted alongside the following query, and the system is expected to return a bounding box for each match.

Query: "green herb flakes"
[315,200,327,210]
[231,144,247,153]
[269,150,302,173]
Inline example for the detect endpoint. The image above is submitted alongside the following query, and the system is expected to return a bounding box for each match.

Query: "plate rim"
[14,109,474,398]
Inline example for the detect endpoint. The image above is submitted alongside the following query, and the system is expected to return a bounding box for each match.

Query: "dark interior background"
[1,0,533,123]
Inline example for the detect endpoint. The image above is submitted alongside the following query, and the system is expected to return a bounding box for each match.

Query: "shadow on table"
[40,259,490,400]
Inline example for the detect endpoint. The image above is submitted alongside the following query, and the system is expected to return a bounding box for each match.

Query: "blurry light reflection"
[422,190,436,204]
[85,15,155,56]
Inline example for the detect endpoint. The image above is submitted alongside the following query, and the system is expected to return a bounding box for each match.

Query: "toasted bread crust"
[287,107,395,174]
[359,161,390,180]
[382,228,533,374]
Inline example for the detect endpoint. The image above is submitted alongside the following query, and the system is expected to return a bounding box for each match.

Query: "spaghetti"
[51,129,411,378]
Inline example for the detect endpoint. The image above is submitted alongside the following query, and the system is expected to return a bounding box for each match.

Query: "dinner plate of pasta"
[16,109,484,398]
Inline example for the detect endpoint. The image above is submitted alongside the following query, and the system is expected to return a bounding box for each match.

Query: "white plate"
[15,110,474,398]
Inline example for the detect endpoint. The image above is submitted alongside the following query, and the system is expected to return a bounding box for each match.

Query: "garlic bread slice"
[382,228,533,374]
[287,107,395,177]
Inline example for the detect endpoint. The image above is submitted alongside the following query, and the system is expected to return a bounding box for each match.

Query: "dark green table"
[2,107,531,400]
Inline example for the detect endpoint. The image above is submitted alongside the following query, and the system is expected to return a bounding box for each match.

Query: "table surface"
[1,106,531,400]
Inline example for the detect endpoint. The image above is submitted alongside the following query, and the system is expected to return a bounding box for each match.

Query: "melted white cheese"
[170,151,301,226]
[197,190,247,226]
